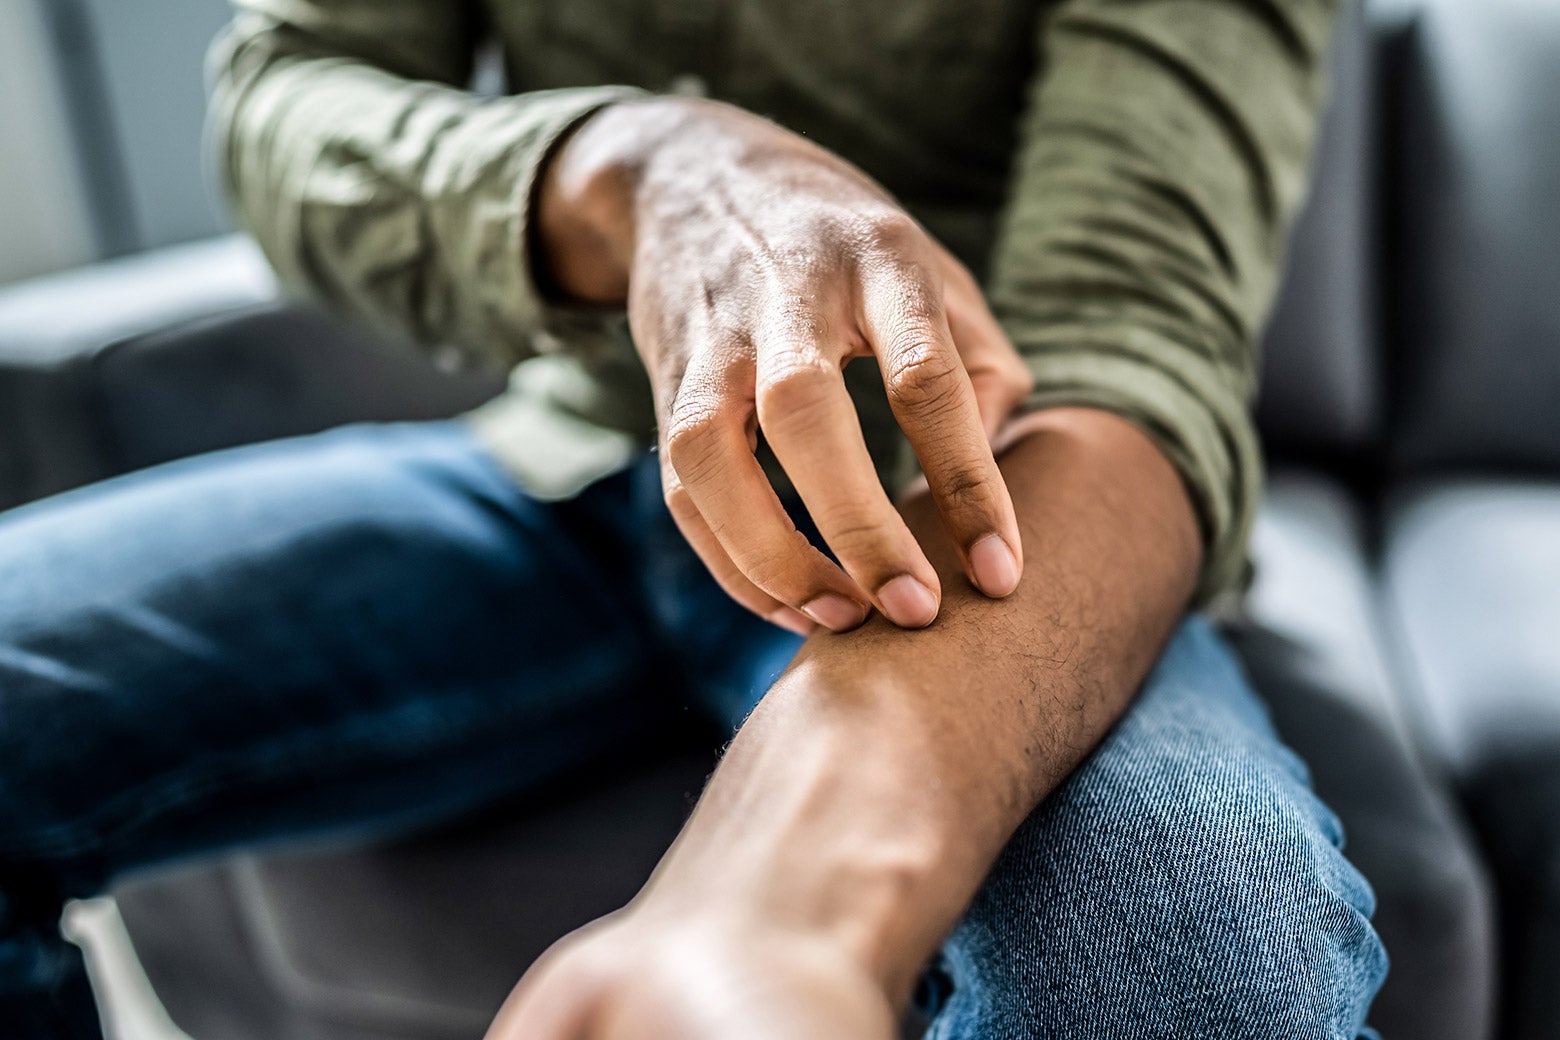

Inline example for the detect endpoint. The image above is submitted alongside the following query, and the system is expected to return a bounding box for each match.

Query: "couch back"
[34,0,1560,479]
[45,0,1393,458]
[1257,1,1381,460]
[1388,0,1560,473]
[1259,0,1560,476]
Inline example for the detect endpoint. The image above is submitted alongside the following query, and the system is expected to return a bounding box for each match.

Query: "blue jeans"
[0,422,1386,1038]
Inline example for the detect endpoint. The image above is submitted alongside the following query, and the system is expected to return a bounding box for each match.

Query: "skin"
[492,97,1203,1037]
[538,97,1034,634]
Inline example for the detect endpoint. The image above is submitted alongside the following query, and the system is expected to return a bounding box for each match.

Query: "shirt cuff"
[508,84,648,346]
[428,84,648,361]
[1016,337,1260,607]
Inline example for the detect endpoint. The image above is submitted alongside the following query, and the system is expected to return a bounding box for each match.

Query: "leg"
[631,492,1388,1037]
[923,618,1387,1040]
[0,423,669,1038]
[1231,624,1496,1040]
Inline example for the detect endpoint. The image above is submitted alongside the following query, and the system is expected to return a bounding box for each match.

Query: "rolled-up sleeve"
[986,0,1340,603]
[209,0,645,366]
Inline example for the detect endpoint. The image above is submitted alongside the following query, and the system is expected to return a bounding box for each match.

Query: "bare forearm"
[634,408,1201,1004]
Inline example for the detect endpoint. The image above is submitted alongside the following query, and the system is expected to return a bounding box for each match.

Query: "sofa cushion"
[0,236,278,507]
[0,238,509,509]
[1384,480,1560,774]
[115,750,714,1040]
[0,236,275,366]
[1229,468,1496,1040]
[1242,472,1410,750]
[1382,479,1560,1038]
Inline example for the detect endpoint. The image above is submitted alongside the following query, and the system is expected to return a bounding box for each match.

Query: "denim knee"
[927,620,1388,1040]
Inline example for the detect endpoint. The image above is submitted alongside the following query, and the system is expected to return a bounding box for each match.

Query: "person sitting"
[1,1,1385,1036]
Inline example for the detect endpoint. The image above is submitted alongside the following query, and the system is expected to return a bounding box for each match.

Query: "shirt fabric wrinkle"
[209,0,1343,606]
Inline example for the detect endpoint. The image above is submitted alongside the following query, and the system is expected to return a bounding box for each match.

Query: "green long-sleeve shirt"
[210,0,1339,604]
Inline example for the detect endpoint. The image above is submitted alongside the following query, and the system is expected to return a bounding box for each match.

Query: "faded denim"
[0,422,1386,1038]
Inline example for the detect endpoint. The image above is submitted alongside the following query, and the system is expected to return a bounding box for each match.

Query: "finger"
[659,453,817,636]
[645,330,825,635]
[942,265,1033,441]
[755,327,942,629]
[663,356,872,633]
[860,263,1024,598]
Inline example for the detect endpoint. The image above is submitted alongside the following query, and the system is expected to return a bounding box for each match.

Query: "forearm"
[634,407,1201,1004]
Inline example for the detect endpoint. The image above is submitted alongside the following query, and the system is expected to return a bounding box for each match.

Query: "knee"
[936,683,1386,1039]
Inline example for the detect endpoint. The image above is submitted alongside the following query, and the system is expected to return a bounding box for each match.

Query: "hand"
[485,911,897,1040]
[538,98,1032,634]
[485,412,1201,1040]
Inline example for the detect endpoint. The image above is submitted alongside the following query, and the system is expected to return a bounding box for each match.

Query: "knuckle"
[933,463,1001,520]
[940,465,992,506]
[742,530,819,598]
[762,301,830,345]
[663,405,725,482]
[756,355,836,424]
[817,512,892,561]
[884,339,964,412]
[885,272,943,325]
[742,551,795,597]
[860,210,922,254]
[661,482,699,523]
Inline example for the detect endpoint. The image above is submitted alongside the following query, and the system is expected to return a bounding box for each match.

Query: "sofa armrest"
[0,235,506,509]
[0,236,280,508]
[0,236,279,366]
[94,304,508,475]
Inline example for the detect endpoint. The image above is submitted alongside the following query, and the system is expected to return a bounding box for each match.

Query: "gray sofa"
[2,0,1557,1037]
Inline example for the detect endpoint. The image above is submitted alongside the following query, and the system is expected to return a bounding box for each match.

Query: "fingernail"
[969,535,1020,597]
[801,594,869,632]
[769,607,817,636]
[878,575,939,628]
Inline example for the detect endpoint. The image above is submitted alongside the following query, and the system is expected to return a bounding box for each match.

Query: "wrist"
[532,97,660,303]
[534,96,732,304]
[994,406,1203,578]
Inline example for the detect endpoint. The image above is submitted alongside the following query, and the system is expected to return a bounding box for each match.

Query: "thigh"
[0,422,665,896]
[625,460,811,732]
[924,617,1387,1040]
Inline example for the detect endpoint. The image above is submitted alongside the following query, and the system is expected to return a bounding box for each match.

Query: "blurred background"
[2,1,1559,1039]
[0,0,233,282]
